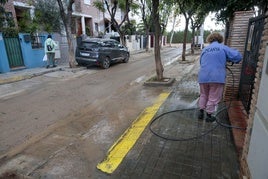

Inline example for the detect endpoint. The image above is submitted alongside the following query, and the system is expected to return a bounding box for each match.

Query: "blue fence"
[0,33,47,73]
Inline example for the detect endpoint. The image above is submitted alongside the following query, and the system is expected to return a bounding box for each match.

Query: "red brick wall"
[224,11,254,102]
[3,0,18,27]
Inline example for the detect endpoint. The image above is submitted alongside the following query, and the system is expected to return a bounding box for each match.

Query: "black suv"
[75,38,129,69]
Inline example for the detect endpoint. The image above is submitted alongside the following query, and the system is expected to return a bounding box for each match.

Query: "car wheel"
[123,53,129,63]
[102,57,110,69]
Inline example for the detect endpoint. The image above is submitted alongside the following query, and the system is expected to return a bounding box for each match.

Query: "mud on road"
[0,48,199,178]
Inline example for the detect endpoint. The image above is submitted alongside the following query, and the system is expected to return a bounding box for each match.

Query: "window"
[81,42,99,49]
[2,12,13,27]
[102,41,113,47]
[95,23,99,32]
[31,35,46,49]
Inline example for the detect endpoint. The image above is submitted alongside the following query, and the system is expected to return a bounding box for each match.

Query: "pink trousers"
[199,83,224,114]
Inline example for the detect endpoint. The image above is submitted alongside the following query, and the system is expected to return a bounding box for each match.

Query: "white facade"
[247,45,268,178]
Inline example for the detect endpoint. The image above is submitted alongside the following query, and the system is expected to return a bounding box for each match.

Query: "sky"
[203,13,225,31]
[166,13,225,32]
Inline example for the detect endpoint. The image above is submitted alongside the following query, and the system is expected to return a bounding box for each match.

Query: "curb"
[0,75,31,85]
[0,67,63,85]
[143,77,175,87]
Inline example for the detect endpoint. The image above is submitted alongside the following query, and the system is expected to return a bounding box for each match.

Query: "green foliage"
[206,0,267,23]
[93,1,105,12]
[129,1,140,15]
[190,2,207,30]
[159,1,174,34]
[86,26,91,36]
[166,30,212,43]
[138,0,153,34]
[17,11,39,34]
[0,0,8,5]
[0,1,18,37]
[1,27,18,37]
[136,22,146,35]
[34,0,62,33]
[121,19,137,35]
[166,30,192,43]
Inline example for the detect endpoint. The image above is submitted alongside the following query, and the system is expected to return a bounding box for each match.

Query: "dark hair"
[206,32,223,43]
[47,34,52,39]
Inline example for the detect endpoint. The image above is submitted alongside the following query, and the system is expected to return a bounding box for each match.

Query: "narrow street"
[0,46,194,177]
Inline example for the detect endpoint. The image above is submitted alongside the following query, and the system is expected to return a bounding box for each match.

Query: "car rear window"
[79,42,100,50]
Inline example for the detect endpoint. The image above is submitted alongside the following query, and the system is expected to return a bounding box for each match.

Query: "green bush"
[166,30,212,43]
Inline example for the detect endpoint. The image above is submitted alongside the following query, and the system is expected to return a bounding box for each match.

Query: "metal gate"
[3,36,24,68]
[239,15,268,113]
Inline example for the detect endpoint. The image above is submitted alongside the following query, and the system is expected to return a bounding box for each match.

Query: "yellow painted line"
[97,92,170,174]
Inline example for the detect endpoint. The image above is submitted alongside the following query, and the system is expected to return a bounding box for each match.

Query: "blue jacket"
[198,41,242,84]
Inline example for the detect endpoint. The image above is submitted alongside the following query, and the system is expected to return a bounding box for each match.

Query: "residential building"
[3,0,123,37]
[3,0,34,30]
[0,0,128,72]
[72,0,120,37]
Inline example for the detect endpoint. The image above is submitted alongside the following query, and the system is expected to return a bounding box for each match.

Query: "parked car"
[75,38,129,69]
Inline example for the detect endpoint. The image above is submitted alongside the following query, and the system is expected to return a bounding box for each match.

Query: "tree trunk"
[152,0,163,81]
[119,32,126,46]
[66,8,76,67]
[191,28,195,54]
[57,0,76,68]
[66,26,76,68]
[182,17,190,61]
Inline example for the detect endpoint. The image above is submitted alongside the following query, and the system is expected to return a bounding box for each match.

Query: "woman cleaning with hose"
[198,32,242,122]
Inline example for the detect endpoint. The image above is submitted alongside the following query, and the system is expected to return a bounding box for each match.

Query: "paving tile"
[111,77,239,178]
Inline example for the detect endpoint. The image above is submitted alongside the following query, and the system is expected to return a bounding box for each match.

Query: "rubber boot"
[205,113,216,122]
[198,109,204,120]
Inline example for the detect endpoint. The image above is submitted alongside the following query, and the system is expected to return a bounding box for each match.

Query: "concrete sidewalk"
[93,55,240,178]
[107,61,240,178]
